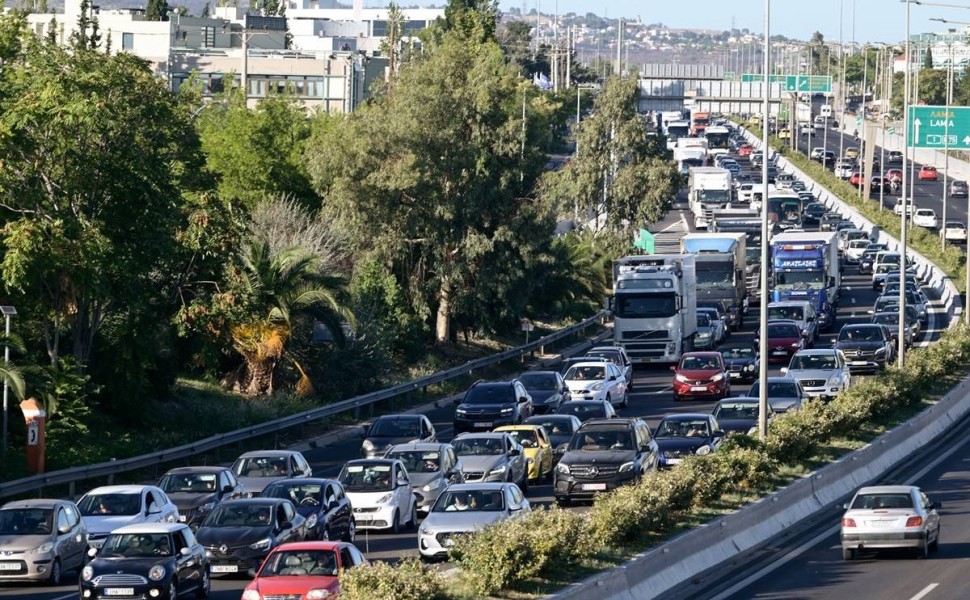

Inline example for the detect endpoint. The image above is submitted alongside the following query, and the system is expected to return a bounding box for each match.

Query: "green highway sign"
[906,105,970,148]
[634,229,655,254]
[740,74,833,92]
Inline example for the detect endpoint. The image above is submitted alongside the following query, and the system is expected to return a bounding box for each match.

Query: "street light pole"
[759,0,771,441]
[900,0,912,367]
[0,306,16,455]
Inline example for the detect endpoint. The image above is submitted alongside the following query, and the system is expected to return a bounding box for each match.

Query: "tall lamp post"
[758,0,771,441]
[0,305,16,454]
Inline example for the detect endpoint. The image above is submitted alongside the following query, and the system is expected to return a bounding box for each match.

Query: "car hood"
[364,435,421,450]
[90,556,171,574]
[767,337,800,346]
[768,397,801,412]
[722,357,756,368]
[82,514,141,536]
[786,369,838,381]
[458,455,506,473]
[167,492,218,512]
[835,341,885,351]
[655,438,709,453]
[565,380,605,393]
[236,476,284,494]
[696,326,714,335]
[195,525,273,547]
[422,510,509,532]
[344,490,398,509]
[676,369,721,380]
[559,449,636,466]
[717,418,758,434]
[0,533,52,551]
[248,575,339,596]
[409,472,443,488]
[529,390,560,404]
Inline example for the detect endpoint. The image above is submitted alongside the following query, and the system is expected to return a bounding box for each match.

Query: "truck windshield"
[745,248,760,263]
[667,125,690,138]
[697,190,729,203]
[768,199,802,223]
[615,293,677,319]
[774,271,825,290]
[696,268,734,288]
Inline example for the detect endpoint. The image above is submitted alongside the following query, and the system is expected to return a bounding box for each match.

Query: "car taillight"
[841,518,856,528]
[905,516,923,527]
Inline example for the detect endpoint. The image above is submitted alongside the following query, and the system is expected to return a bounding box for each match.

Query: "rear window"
[850,493,913,510]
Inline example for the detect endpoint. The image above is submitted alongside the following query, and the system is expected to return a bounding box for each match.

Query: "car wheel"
[555,497,571,507]
[344,519,357,543]
[917,536,930,559]
[47,558,62,586]
[622,391,630,408]
[519,469,529,493]
[842,547,854,561]
[168,579,178,600]
[390,509,401,534]
[320,526,330,541]
[930,526,940,552]
[406,503,418,531]
[196,569,210,599]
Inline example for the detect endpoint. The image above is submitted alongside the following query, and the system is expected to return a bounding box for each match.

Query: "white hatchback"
[562,361,629,408]
[77,485,180,549]
[338,459,418,533]
[943,220,967,242]
[913,208,939,229]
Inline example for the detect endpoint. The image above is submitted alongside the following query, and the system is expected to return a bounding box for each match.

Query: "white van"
[820,105,833,118]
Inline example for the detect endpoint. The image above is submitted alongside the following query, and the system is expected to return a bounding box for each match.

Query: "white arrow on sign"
[799,78,808,90]
[964,135,970,146]
[914,117,922,143]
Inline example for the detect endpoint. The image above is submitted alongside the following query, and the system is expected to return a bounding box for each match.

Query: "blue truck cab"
[769,231,840,331]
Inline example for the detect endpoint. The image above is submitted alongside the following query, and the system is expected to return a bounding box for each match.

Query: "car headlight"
[745,364,756,372]
[307,589,333,600]
[697,332,711,339]
[591,382,604,391]
[423,479,442,492]
[249,538,272,551]
[489,465,507,476]
[455,408,467,416]
[29,542,54,554]
[695,446,712,456]
[828,375,842,386]
[675,374,689,383]
[306,514,318,529]
[875,347,887,355]
[376,493,394,504]
[242,591,261,600]
[556,463,570,474]
[81,565,94,581]
[148,565,166,581]
[618,461,636,473]
[711,373,724,382]
[500,406,514,415]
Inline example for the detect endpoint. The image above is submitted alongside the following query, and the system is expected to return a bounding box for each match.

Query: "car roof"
[768,300,812,308]
[112,523,188,534]
[443,482,509,492]
[841,323,882,330]
[373,414,423,421]
[238,450,302,458]
[272,541,352,553]
[717,396,759,404]
[453,432,509,440]
[565,360,612,369]
[386,442,449,452]
[494,425,544,433]
[793,349,839,356]
[263,478,339,486]
[164,466,227,475]
[855,485,918,494]
[0,499,69,510]
[471,381,514,389]
[579,418,638,428]
[344,458,399,466]
[83,485,152,495]
[588,346,623,354]
[767,319,800,327]
[754,376,798,383]
[682,351,721,358]
[560,400,607,406]
[659,413,711,421]
[520,370,559,376]
[526,414,578,422]
[219,498,288,507]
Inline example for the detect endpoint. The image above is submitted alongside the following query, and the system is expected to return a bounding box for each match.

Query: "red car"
[849,172,866,187]
[919,165,938,181]
[758,319,806,364]
[738,144,754,157]
[885,168,903,183]
[242,541,368,600]
[671,351,731,401]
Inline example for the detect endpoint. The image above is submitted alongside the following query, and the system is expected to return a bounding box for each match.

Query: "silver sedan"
[840,485,941,560]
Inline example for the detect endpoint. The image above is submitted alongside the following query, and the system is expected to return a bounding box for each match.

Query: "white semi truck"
[610,255,698,364]
[688,167,733,229]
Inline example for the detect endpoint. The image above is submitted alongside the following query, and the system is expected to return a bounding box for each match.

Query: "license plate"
[666,458,682,465]
[211,565,238,573]
[772,351,788,356]
[867,520,894,528]
[0,562,19,571]
[691,386,708,392]
[178,515,187,522]
[104,589,135,597]
[474,422,492,428]
[729,372,741,378]
[851,361,868,366]
[581,483,607,491]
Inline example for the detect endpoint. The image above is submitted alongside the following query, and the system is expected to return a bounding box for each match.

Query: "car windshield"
[159,473,219,494]
[680,355,719,370]
[564,365,606,382]
[719,346,755,359]
[100,533,173,558]
[203,504,273,528]
[526,418,576,436]
[714,403,759,420]
[558,403,606,418]
[656,419,711,438]
[0,508,53,535]
[569,429,634,450]
[77,493,142,517]
[749,382,798,397]
[767,324,800,338]
[873,314,899,326]
[368,418,421,437]
[384,450,441,474]
[262,483,324,506]
[767,306,804,321]
[697,314,711,328]
[789,354,836,370]
[451,438,505,456]
[586,350,621,364]
[232,457,289,478]
[338,464,395,492]
[432,490,506,513]
[258,550,339,577]
[518,373,558,390]
[501,430,539,448]
[850,493,914,510]
[839,327,882,342]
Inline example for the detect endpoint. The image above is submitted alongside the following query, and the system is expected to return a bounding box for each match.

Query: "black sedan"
[518,370,570,414]
[260,478,355,543]
[711,397,773,436]
[718,341,760,383]
[158,466,247,531]
[80,523,209,600]
[802,202,827,225]
[523,414,583,464]
[195,498,305,576]
[653,414,724,469]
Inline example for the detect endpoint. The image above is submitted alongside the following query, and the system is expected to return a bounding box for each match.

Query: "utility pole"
[616,18,623,76]
[566,25,572,87]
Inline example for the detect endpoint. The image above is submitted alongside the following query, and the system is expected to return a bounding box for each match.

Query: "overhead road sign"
[906,105,970,149]
[740,74,833,93]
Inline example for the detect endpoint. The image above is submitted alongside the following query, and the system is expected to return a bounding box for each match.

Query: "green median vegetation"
[340,324,970,599]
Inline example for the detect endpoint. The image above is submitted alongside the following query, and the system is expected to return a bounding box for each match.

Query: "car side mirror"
[713,430,725,438]
[180,547,191,556]
[518,396,529,403]
[58,524,72,535]
[509,448,521,456]
[609,375,617,381]
[397,480,409,489]
[932,501,942,509]
[453,396,463,405]
[87,547,98,558]
[279,520,292,530]
[779,367,788,375]
[222,485,234,494]
[328,500,341,511]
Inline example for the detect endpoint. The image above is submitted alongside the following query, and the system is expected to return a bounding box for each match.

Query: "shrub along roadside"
[339,323,970,599]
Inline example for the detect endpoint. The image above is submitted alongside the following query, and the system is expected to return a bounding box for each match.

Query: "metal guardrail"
[0,311,607,500]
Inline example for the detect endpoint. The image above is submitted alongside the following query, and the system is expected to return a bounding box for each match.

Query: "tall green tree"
[145,0,170,21]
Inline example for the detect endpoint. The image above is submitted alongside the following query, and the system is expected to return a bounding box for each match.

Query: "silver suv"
[781,349,852,401]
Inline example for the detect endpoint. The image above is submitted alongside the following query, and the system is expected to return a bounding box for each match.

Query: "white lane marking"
[650,386,673,394]
[680,211,691,232]
[50,593,77,600]
[910,584,939,600]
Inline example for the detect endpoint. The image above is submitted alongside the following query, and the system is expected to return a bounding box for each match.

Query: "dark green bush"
[339,559,445,600]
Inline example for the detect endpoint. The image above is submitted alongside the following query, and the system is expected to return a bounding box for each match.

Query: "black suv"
[834,324,893,374]
[453,380,534,434]
[802,202,827,226]
[553,418,658,505]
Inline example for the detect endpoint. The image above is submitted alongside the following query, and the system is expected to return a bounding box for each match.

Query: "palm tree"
[230,241,354,397]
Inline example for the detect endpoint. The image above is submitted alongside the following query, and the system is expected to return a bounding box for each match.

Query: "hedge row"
[339,323,970,599]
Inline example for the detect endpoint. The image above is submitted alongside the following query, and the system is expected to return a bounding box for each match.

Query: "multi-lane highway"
[0,142,950,600]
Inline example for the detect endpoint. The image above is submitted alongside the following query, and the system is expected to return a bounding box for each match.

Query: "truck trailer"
[680,232,748,330]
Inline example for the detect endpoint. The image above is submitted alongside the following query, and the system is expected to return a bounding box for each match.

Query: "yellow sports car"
[493,424,554,482]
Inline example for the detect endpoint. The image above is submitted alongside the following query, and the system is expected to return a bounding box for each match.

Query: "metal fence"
[0,311,607,500]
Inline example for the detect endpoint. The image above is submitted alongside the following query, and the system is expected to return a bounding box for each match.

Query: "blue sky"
[495,0,970,44]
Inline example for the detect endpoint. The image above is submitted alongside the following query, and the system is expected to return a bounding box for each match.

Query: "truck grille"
[620,330,669,341]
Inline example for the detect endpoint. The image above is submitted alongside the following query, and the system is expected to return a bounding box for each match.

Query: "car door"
[63,503,86,569]
[154,488,179,523]
[535,428,552,476]
[331,483,353,539]
[504,437,524,484]
[420,417,436,443]
[920,491,940,539]
[170,530,195,593]
[394,464,414,519]
[53,506,78,569]
[276,501,301,543]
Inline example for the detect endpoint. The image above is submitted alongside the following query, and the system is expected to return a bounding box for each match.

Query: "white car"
[337,458,418,533]
[781,349,851,401]
[76,485,179,549]
[810,147,826,160]
[562,360,629,407]
[943,220,967,242]
[230,449,313,495]
[913,208,939,229]
[845,239,870,263]
[737,183,755,203]
[893,198,915,217]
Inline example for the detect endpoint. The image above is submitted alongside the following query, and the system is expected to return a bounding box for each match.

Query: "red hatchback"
[885,168,903,183]
[758,319,806,364]
[919,165,938,181]
[242,541,368,600]
[738,144,754,157]
[671,351,731,401]
[849,172,866,187]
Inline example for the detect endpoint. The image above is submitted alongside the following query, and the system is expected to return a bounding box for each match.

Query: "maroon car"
[758,319,806,364]
[671,352,731,401]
